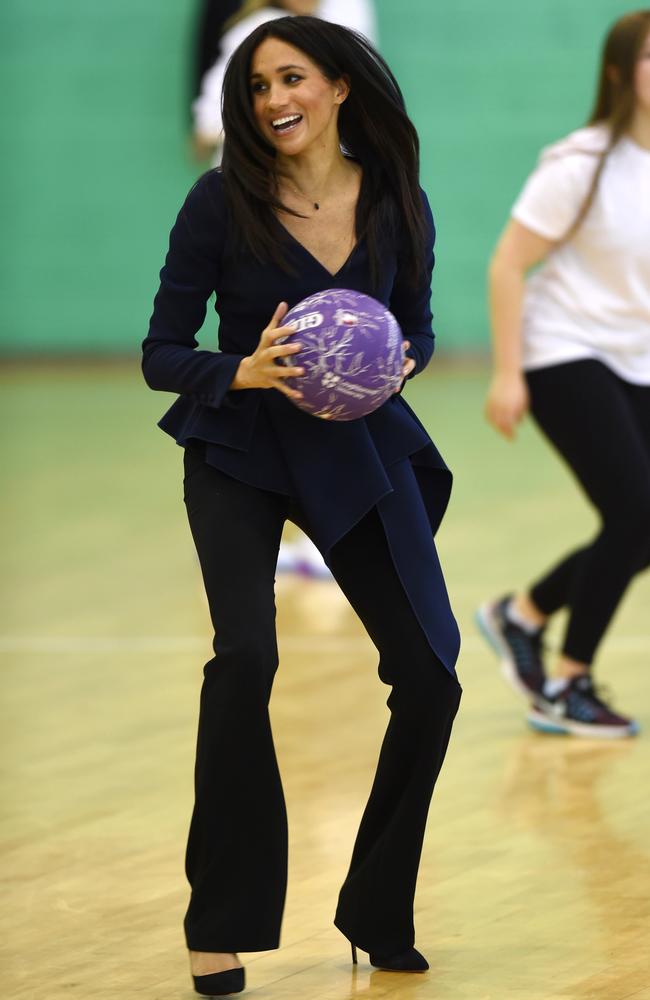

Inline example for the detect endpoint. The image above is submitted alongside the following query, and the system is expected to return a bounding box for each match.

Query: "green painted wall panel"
[0,0,636,353]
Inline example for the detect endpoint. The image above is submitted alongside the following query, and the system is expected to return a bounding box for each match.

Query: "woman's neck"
[275,144,354,200]
[627,107,650,150]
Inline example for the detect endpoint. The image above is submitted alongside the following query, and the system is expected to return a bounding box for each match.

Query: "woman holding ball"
[143,16,461,996]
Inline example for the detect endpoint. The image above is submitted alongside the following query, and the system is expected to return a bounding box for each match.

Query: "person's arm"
[142,175,305,405]
[319,0,379,45]
[192,57,226,149]
[142,175,245,407]
[486,133,600,438]
[389,189,436,386]
[485,220,555,439]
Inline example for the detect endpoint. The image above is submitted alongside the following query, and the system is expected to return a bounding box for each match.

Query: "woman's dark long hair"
[564,9,650,239]
[219,16,426,289]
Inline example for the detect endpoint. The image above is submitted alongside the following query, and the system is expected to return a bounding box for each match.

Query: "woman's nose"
[267,84,289,109]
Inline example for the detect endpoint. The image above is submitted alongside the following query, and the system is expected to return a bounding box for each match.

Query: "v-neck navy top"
[143,170,460,673]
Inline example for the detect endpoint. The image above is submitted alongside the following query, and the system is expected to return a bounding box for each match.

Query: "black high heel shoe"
[350,941,429,972]
[192,966,245,996]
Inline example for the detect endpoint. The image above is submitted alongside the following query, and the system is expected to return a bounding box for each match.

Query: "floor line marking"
[0,635,649,654]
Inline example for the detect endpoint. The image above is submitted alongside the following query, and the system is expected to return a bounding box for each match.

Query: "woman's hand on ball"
[232,302,304,400]
[394,340,415,392]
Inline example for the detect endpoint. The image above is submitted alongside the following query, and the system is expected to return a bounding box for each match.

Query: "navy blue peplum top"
[143,170,460,674]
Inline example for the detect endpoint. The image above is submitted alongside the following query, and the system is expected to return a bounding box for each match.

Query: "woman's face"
[634,29,650,112]
[250,37,348,157]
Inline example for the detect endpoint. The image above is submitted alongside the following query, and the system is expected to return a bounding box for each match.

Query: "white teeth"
[272,114,301,127]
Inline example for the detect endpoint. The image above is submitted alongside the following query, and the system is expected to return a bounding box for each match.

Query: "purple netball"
[281,289,404,421]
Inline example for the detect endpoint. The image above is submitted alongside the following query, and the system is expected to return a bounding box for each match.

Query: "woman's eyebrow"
[250,63,307,79]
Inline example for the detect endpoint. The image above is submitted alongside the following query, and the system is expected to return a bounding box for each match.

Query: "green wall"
[0,0,636,354]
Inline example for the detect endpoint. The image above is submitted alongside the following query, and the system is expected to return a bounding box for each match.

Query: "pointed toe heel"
[369,947,429,972]
[192,966,245,996]
[347,939,428,973]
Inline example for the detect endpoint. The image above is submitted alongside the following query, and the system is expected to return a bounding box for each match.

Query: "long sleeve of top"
[143,178,243,408]
[390,191,436,378]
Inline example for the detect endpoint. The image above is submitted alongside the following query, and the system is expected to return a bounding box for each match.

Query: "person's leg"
[181,451,290,958]
[477,361,650,727]
[526,361,650,668]
[508,362,649,737]
[327,507,461,958]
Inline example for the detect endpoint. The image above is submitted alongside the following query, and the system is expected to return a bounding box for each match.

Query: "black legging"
[181,450,461,956]
[526,359,650,665]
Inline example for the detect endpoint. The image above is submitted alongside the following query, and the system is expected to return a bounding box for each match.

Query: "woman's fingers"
[486,401,516,440]
[274,374,303,399]
[484,374,529,440]
[393,341,415,393]
[276,383,304,401]
[266,301,289,332]
[266,323,297,341]
[399,340,415,381]
[269,340,301,359]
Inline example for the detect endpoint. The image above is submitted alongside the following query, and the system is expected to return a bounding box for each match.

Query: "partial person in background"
[191,0,242,110]
[477,9,650,739]
[192,0,377,163]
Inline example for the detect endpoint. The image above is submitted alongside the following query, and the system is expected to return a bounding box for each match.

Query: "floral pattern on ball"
[281,289,404,421]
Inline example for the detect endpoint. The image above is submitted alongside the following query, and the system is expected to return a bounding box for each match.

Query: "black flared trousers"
[181,448,461,955]
[526,359,650,665]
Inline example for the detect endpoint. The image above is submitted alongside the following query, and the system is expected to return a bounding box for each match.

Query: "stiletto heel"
[346,940,429,973]
[192,967,245,996]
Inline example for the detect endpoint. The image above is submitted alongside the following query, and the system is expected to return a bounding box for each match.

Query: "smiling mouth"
[271,114,303,134]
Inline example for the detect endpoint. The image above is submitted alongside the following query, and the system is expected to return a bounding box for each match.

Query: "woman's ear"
[606,64,620,85]
[334,75,351,105]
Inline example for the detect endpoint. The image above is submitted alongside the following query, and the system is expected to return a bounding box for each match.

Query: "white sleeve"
[511,151,598,241]
[192,59,226,142]
[318,0,378,44]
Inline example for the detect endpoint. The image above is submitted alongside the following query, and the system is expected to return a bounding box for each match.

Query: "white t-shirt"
[192,1,378,146]
[512,124,650,384]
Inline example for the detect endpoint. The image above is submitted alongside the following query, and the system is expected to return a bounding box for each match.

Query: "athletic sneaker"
[527,674,639,739]
[476,595,547,704]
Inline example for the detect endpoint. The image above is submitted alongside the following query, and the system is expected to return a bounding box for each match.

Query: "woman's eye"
[285,74,302,84]
[251,82,267,94]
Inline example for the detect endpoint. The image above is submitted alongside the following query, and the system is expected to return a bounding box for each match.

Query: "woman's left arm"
[389,189,436,382]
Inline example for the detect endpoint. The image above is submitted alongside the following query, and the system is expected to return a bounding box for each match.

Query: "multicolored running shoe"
[476,595,547,705]
[527,675,639,739]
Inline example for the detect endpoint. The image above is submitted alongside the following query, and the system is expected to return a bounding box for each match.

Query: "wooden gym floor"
[2,363,649,999]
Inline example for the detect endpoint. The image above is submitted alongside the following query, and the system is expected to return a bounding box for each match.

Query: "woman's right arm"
[142,178,245,408]
[142,177,305,405]
[485,220,555,439]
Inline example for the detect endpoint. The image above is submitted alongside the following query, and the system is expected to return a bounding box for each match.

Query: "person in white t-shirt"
[477,9,650,739]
